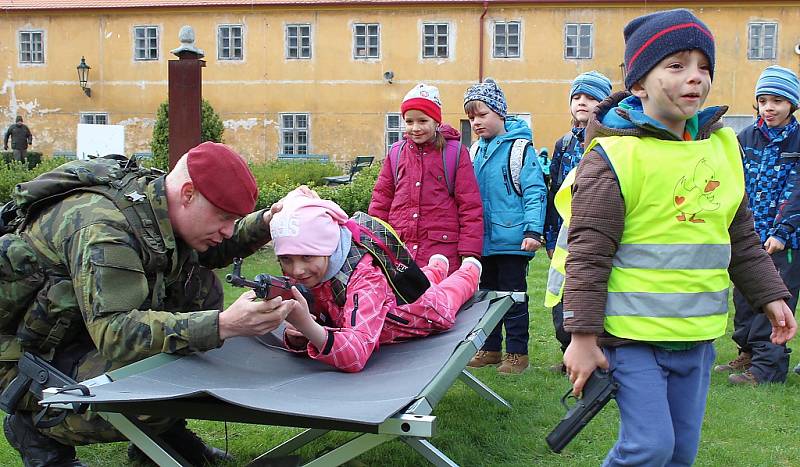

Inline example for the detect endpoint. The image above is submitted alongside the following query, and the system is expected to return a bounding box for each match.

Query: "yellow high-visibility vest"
[545,127,744,341]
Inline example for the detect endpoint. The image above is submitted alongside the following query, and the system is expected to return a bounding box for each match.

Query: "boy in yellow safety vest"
[555,9,797,466]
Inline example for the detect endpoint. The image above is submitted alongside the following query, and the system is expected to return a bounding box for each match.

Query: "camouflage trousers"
[5,265,223,446]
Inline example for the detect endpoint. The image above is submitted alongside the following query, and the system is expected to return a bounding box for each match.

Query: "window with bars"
[281,113,309,154]
[134,26,159,61]
[423,23,449,58]
[218,25,243,60]
[354,23,380,59]
[80,113,109,125]
[493,21,520,58]
[385,113,403,151]
[19,31,44,64]
[286,24,312,59]
[748,22,777,60]
[564,23,592,59]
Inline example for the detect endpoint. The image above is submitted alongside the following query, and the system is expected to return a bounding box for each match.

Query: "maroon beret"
[186,142,258,217]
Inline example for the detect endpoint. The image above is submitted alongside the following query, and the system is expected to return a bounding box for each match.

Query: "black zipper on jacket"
[350,293,358,326]
[386,312,409,325]
[501,167,512,195]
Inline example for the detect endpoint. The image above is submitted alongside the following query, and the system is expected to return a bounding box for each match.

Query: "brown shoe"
[467,350,502,368]
[713,352,752,373]
[497,353,529,375]
[728,369,759,386]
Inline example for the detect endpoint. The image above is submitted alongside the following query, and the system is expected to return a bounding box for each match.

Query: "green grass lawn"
[2,251,800,466]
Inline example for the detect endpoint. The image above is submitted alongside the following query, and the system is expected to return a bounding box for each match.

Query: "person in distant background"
[4,116,33,163]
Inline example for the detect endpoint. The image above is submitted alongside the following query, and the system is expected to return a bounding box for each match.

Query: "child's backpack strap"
[388,140,407,187]
[442,139,462,197]
[508,138,531,197]
[560,131,575,154]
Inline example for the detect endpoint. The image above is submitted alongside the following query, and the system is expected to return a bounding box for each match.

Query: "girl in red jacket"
[272,187,482,372]
[369,83,483,274]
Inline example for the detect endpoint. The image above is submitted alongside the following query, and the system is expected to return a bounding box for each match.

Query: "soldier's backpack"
[469,138,532,196]
[0,155,168,359]
[387,139,463,196]
[330,211,431,307]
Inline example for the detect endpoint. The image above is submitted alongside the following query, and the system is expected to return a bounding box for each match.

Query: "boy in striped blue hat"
[722,64,800,386]
[544,70,611,372]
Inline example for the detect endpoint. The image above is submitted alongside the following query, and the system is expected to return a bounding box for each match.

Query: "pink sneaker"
[428,254,450,272]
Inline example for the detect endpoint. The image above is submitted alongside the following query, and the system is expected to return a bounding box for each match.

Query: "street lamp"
[77,57,91,97]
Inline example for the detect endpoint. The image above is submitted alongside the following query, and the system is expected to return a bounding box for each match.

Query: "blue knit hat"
[755,65,800,107]
[463,78,508,118]
[570,71,612,102]
[623,9,715,90]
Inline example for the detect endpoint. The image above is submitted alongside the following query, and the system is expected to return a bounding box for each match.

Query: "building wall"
[1,2,799,162]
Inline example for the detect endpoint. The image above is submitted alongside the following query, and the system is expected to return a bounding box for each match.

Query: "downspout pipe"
[478,0,488,82]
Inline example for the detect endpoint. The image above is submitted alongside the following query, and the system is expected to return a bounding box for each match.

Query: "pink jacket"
[369,125,483,273]
[287,255,461,372]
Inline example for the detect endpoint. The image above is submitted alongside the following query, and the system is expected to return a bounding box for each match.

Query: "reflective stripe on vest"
[595,127,744,341]
[544,169,576,307]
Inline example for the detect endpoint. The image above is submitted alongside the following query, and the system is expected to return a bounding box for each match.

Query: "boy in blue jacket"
[463,78,547,374]
[718,65,800,385]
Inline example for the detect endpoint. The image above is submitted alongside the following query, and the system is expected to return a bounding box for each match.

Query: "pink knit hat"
[270,187,349,256]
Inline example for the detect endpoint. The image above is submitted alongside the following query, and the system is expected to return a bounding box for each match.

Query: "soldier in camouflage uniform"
[1,142,292,467]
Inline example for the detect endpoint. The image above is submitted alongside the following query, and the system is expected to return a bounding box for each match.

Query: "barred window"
[19,31,44,64]
[281,113,309,154]
[565,23,592,59]
[385,113,402,151]
[494,21,520,58]
[218,25,244,60]
[354,23,380,59]
[423,23,449,58]
[748,22,777,60]
[286,24,312,59]
[80,113,109,125]
[134,26,159,61]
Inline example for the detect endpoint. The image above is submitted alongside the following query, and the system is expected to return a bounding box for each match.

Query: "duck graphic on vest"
[673,158,721,223]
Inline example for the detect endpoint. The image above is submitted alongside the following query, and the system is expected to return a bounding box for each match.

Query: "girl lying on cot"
[270,187,482,372]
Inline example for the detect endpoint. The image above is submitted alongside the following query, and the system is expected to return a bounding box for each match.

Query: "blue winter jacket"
[544,127,585,250]
[738,116,800,249]
[472,116,547,257]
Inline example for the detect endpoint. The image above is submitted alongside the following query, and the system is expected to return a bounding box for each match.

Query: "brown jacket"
[562,92,791,346]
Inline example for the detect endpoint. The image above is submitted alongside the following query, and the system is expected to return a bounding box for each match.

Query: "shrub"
[0,151,43,169]
[0,157,70,203]
[150,99,224,170]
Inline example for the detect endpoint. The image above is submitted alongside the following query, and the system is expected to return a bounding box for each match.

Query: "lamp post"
[77,57,91,97]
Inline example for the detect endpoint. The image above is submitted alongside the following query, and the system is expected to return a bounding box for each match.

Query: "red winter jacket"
[285,255,464,372]
[369,124,483,273]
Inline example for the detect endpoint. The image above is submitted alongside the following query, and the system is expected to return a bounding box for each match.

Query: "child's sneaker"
[497,353,529,375]
[713,352,751,373]
[427,254,450,272]
[467,350,501,368]
[728,369,759,386]
[460,257,483,277]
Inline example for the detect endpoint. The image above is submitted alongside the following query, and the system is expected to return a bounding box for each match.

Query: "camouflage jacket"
[21,175,271,365]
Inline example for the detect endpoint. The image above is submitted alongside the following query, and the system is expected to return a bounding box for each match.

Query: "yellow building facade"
[1,0,799,162]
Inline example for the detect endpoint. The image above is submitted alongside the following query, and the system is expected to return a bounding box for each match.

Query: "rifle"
[546,369,619,453]
[226,257,314,305]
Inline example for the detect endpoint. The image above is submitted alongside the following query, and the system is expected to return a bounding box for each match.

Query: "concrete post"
[168,26,206,170]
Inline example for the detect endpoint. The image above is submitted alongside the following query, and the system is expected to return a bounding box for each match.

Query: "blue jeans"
[602,342,715,467]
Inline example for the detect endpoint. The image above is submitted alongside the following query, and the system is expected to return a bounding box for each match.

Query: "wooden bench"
[324,155,375,185]
[276,153,329,163]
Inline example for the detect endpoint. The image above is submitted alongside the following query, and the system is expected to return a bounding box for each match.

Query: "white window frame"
[353,23,380,59]
[564,23,592,59]
[281,113,309,154]
[286,24,312,59]
[218,24,244,61]
[80,112,109,125]
[385,113,403,152]
[493,21,521,58]
[19,30,44,64]
[422,22,449,58]
[748,22,778,60]
[134,26,159,61]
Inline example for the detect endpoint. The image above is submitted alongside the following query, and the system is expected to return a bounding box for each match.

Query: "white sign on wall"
[76,124,125,160]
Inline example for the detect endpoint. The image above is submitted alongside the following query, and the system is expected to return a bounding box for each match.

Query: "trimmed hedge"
[0,157,381,215]
[0,151,43,169]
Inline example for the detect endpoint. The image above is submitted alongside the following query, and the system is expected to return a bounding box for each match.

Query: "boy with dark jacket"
[556,9,796,466]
